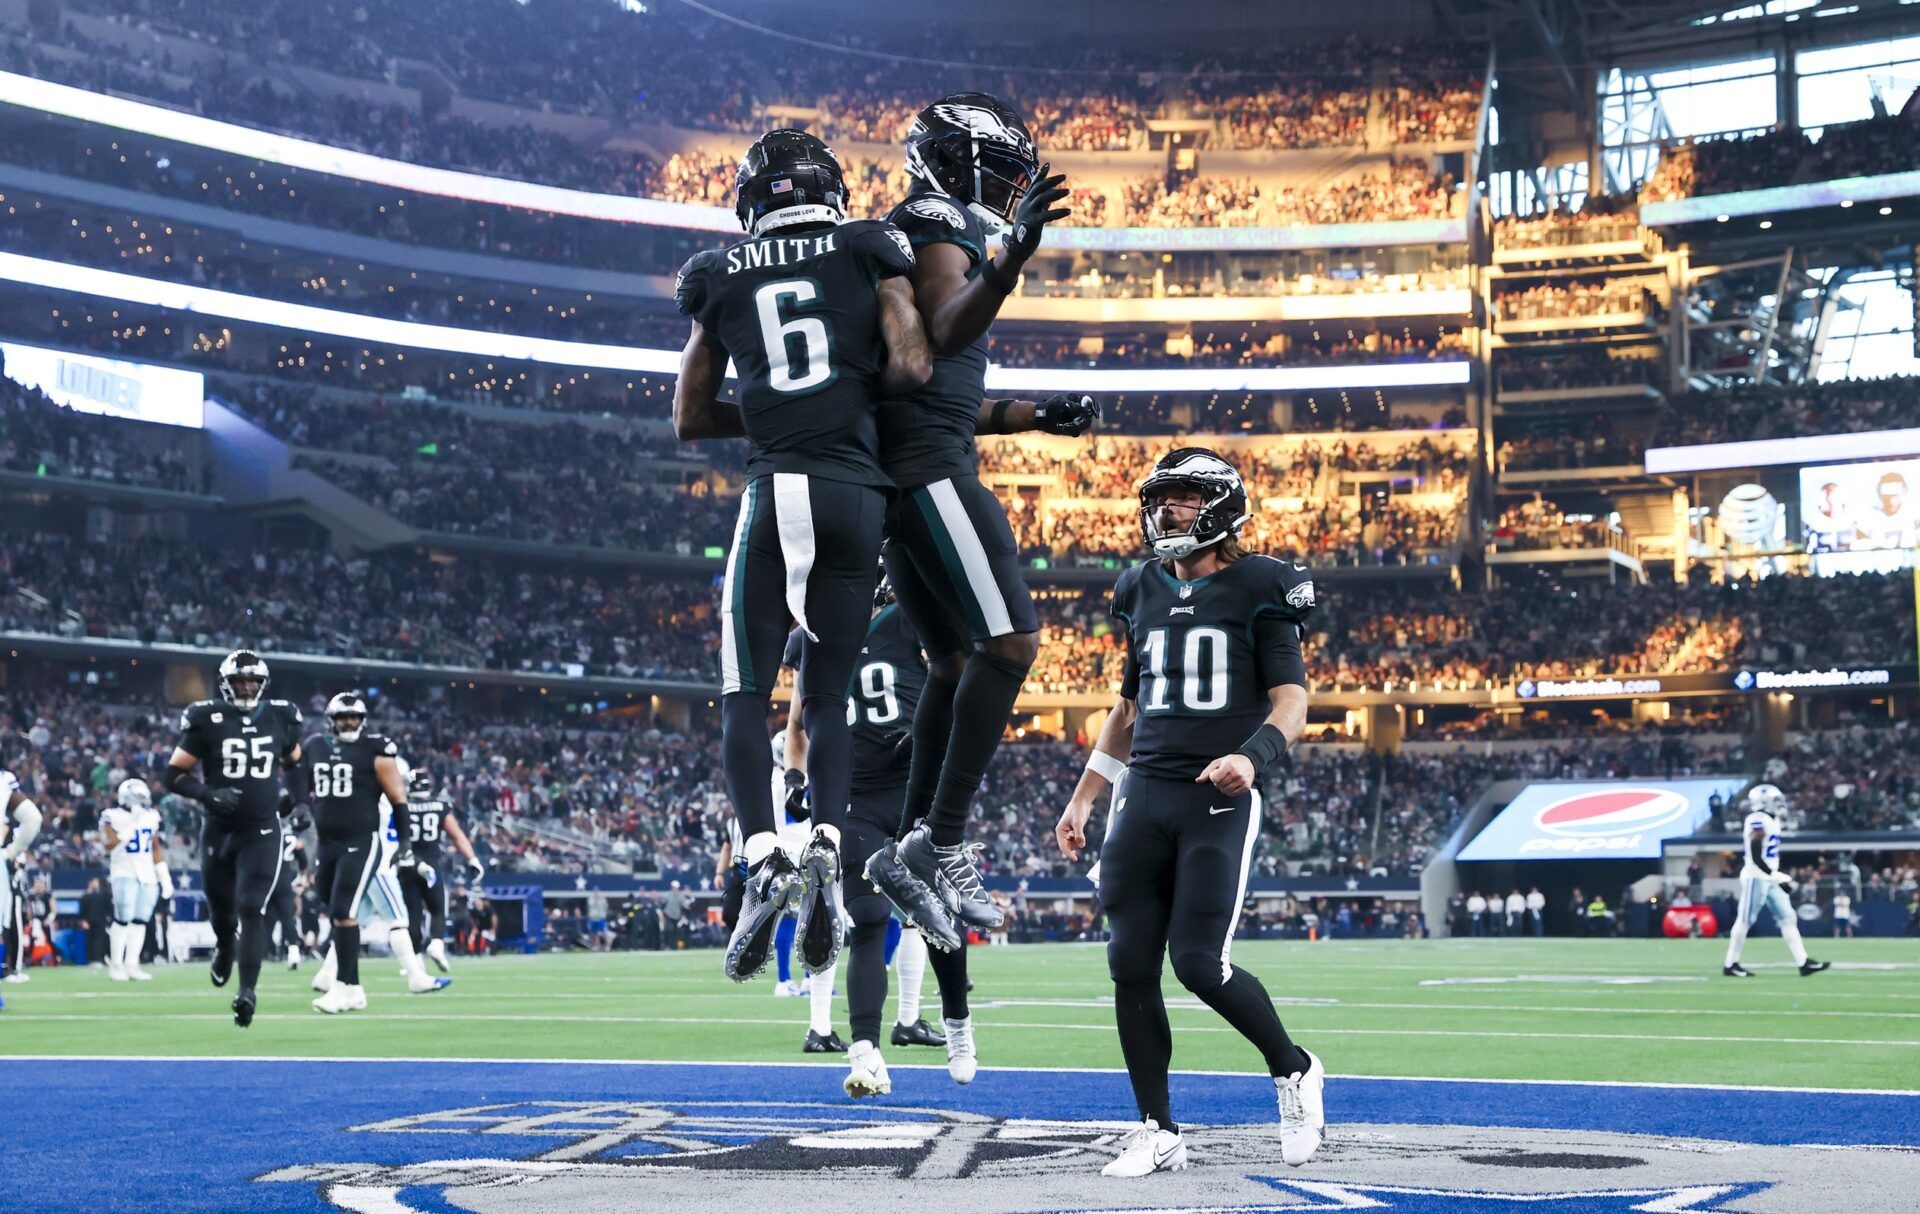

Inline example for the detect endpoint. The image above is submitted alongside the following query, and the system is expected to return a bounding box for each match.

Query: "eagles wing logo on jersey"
[886,228,916,262]
[902,197,966,229]
[1287,580,1316,610]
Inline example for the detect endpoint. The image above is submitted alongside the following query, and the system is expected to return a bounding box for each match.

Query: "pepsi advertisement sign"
[1458,778,1747,862]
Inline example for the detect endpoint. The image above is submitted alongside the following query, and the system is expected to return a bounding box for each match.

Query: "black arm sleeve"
[162,764,209,804]
[1253,611,1308,690]
[284,758,311,806]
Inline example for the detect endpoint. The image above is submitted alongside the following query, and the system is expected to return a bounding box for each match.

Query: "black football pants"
[201,819,287,993]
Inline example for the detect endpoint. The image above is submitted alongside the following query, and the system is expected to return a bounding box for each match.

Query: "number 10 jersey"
[675,220,917,488]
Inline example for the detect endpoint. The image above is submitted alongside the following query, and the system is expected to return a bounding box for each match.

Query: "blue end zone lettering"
[10,1060,1918,1213]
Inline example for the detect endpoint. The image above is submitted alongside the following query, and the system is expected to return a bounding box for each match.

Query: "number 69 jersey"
[674,219,917,489]
[1111,556,1316,781]
[301,731,399,842]
[174,699,304,826]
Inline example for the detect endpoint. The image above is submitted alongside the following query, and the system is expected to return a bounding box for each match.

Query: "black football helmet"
[735,128,848,236]
[408,765,433,801]
[1138,448,1251,560]
[326,692,368,743]
[873,555,895,610]
[218,649,270,711]
[904,92,1039,230]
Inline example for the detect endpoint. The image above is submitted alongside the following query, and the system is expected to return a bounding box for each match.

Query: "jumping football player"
[1056,449,1326,1176]
[865,92,1095,939]
[1,762,43,998]
[673,127,932,983]
[396,766,483,975]
[99,777,171,981]
[1724,783,1830,978]
[162,650,308,1027]
[788,573,976,1098]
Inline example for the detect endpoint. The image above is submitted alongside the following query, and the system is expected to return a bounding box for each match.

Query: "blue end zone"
[8,1059,1917,1213]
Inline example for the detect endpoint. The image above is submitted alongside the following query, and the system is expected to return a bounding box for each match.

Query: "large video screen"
[1800,458,1920,575]
[1,340,204,428]
[1458,778,1746,862]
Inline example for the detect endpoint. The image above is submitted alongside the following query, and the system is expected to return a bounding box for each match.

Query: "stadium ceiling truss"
[1681,248,1836,388]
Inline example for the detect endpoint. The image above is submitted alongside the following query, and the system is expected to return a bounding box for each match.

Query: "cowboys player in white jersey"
[0,765,44,999]
[100,778,173,981]
[1723,783,1831,978]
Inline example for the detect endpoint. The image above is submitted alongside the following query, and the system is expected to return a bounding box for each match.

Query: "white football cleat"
[408,970,452,995]
[106,959,129,982]
[426,939,451,973]
[944,1015,977,1084]
[1101,1119,1186,1177]
[772,980,801,998]
[1276,1049,1326,1166]
[286,945,300,971]
[311,960,336,993]
[126,965,153,981]
[312,983,367,1014]
[843,1040,892,1099]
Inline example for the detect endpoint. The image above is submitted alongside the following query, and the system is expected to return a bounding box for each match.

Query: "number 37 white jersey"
[102,805,162,882]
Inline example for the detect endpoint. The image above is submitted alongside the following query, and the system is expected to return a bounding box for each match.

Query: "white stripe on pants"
[1219,789,1262,983]
[719,479,759,695]
[924,478,1014,637]
[773,473,818,642]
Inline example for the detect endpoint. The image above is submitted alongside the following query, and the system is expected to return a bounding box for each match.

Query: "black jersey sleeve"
[1111,567,1142,700]
[888,196,983,266]
[673,250,719,324]
[174,702,212,760]
[273,701,305,757]
[846,220,918,281]
[1251,558,1315,690]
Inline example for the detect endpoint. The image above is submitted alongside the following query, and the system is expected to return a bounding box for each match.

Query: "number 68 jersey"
[1111,556,1316,782]
[302,731,399,842]
[175,699,304,827]
[674,219,916,489]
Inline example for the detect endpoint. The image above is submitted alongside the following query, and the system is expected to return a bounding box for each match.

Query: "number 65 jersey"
[1111,556,1316,782]
[175,699,304,827]
[674,220,917,489]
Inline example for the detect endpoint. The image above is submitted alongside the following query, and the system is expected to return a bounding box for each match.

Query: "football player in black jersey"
[1055,449,1326,1176]
[397,766,484,975]
[162,649,309,1027]
[302,692,409,1014]
[865,92,1095,940]
[789,570,979,1099]
[266,824,306,970]
[674,128,933,984]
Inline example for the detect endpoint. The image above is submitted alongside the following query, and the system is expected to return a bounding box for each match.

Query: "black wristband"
[1233,723,1288,774]
[163,766,210,804]
[989,399,1013,432]
[979,256,1017,296]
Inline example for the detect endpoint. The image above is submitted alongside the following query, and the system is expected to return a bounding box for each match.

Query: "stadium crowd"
[0,376,208,495]
[1653,374,1920,448]
[1641,114,1917,202]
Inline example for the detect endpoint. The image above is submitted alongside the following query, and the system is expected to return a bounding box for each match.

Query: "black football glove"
[890,733,913,765]
[202,787,244,817]
[289,810,313,835]
[1001,162,1070,263]
[1036,393,1099,436]
[783,768,809,819]
[393,841,415,871]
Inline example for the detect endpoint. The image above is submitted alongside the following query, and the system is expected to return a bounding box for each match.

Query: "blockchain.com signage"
[1458,778,1747,861]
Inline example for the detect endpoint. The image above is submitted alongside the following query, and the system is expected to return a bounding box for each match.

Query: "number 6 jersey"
[674,220,917,488]
[1111,555,1316,781]
[174,698,304,827]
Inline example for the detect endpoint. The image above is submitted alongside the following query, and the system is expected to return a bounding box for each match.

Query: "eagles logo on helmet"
[904,92,1040,230]
[734,128,849,236]
[326,692,369,743]
[1138,448,1252,560]
[408,765,434,800]
[217,649,270,710]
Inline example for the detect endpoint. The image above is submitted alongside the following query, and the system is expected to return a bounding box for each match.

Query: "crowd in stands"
[1496,281,1654,324]
[0,375,208,494]
[1494,195,1640,251]
[1484,498,1616,551]
[1769,719,1920,835]
[1642,115,1918,202]
[1409,705,1746,742]
[1653,374,1920,448]
[1497,347,1662,394]
[1496,415,1648,472]
[981,433,1471,501]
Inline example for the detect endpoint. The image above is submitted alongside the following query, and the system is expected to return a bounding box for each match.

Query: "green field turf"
[6,938,1917,1090]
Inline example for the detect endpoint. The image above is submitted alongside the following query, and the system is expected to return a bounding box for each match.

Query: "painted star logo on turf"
[1245,1179,1773,1211]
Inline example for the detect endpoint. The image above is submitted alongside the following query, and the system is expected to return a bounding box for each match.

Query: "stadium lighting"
[0,250,1470,391]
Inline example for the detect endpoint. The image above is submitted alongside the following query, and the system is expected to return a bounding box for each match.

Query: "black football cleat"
[210,942,235,988]
[794,829,847,974]
[929,836,1003,931]
[804,1029,850,1054]
[891,1018,947,1048]
[725,850,803,982]
[231,988,256,1028]
[864,838,962,952]
[1799,959,1832,977]
[1723,963,1753,977]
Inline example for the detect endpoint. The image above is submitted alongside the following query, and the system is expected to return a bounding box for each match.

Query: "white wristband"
[1086,750,1127,785]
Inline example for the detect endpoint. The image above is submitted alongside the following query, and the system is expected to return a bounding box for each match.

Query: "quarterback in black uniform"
[673,127,933,983]
[397,766,484,974]
[162,649,309,1027]
[866,92,1095,939]
[303,692,408,1014]
[1055,449,1327,1176]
